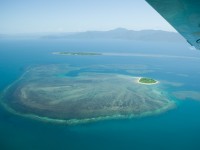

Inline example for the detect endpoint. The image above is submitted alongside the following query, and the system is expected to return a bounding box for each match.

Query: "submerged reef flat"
[53,52,102,56]
[173,91,200,101]
[2,65,174,125]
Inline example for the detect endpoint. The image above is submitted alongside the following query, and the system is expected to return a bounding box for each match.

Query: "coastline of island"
[136,77,159,85]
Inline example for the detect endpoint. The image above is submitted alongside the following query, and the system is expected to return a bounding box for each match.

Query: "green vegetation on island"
[54,52,102,56]
[139,77,157,84]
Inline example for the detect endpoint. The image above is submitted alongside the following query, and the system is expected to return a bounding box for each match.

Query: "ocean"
[0,38,200,150]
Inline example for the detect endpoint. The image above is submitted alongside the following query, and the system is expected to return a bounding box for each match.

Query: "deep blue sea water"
[0,38,200,150]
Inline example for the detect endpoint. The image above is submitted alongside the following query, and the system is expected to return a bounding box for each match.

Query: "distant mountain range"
[42,28,184,42]
[1,28,185,42]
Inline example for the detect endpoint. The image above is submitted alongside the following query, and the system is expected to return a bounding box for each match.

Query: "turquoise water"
[0,39,200,150]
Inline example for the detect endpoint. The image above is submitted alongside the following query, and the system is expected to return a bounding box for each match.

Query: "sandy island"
[52,52,102,56]
[136,77,159,85]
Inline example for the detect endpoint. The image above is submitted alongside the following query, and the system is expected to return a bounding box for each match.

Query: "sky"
[0,0,175,34]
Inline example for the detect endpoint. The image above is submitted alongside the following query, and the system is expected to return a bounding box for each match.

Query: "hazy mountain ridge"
[0,28,185,42]
[42,28,184,42]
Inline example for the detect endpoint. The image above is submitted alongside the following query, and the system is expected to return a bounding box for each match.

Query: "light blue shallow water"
[0,39,200,150]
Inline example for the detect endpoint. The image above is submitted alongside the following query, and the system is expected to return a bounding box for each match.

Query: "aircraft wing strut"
[146,0,200,50]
